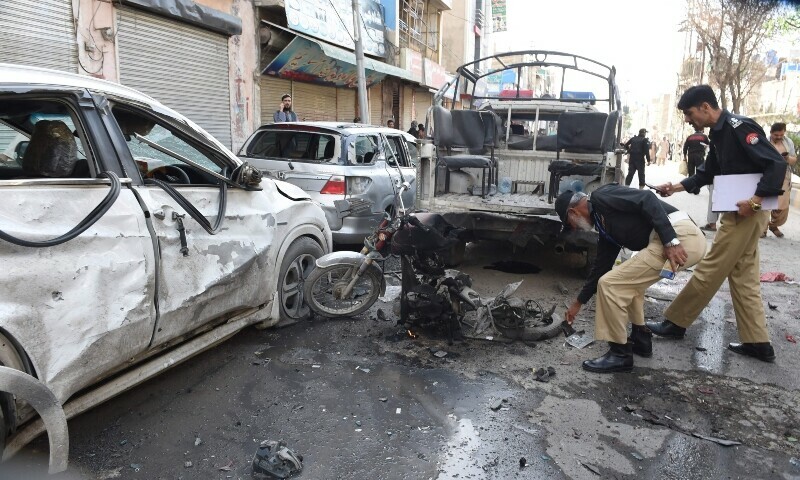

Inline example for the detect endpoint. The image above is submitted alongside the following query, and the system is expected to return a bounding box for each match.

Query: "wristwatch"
[664,238,681,247]
[748,198,762,211]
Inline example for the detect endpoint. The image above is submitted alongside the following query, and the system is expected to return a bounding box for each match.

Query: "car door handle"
[172,212,189,257]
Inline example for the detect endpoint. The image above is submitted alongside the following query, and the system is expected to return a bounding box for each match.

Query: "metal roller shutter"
[401,85,414,129]
[116,7,232,148]
[292,82,336,122]
[337,88,356,122]
[369,85,382,126]
[415,89,432,128]
[260,75,292,124]
[0,0,78,72]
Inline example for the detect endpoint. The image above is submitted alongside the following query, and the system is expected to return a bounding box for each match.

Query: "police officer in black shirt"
[650,85,786,363]
[557,184,706,372]
[682,128,709,176]
[623,129,652,189]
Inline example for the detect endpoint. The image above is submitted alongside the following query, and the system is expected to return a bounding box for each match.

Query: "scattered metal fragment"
[184,461,193,468]
[129,464,142,472]
[490,399,504,411]
[433,350,448,358]
[631,452,644,461]
[218,459,234,471]
[378,397,388,402]
[581,462,601,475]
[768,302,777,310]
[695,346,707,352]
[252,440,303,479]
[556,283,569,295]
[623,404,637,413]
[790,457,800,467]
[541,454,550,461]
[194,437,202,446]
[691,433,742,446]
[377,308,387,321]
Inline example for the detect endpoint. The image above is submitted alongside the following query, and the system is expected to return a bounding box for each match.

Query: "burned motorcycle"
[304,178,478,340]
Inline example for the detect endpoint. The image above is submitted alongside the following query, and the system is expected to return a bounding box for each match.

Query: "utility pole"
[352,0,369,123]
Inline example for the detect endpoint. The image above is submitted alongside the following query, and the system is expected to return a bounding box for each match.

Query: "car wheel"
[279,237,324,323]
[0,331,33,454]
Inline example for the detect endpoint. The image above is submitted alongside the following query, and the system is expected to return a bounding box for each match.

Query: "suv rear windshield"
[241,130,338,164]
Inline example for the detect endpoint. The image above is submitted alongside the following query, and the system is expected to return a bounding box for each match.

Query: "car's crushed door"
[110,105,278,345]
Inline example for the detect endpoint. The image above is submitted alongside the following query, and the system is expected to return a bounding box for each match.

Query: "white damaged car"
[0,64,331,471]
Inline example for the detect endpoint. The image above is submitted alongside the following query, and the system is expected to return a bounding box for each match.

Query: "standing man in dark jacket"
[623,128,652,189]
[650,85,787,363]
[273,94,298,122]
[683,128,709,176]
[557,184,706,373]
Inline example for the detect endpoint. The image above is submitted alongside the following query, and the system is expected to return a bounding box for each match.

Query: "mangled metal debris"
[691,433,742,447]
[252,440,303,479]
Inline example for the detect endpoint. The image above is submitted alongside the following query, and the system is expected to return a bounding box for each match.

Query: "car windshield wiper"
[133,133,244,188]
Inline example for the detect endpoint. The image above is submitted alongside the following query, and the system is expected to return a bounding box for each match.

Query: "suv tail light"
[320,175,346,194]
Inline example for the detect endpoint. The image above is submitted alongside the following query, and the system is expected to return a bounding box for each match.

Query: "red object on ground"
[787,334,797,344]
[760,272,791,282]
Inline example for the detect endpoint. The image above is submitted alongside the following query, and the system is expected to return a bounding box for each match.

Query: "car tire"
[278,237,324,324]
[0,331,33,454]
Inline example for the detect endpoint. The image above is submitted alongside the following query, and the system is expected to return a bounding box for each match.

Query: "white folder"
[711,173,779,212]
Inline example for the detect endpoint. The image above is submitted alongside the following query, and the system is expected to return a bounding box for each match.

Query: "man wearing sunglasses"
[556,184,707,373]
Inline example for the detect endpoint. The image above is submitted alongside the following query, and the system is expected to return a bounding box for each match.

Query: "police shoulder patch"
[746,133,759,145]
[728,117,743,128]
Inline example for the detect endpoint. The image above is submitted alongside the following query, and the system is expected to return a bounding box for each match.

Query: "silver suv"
[239,122,418,244]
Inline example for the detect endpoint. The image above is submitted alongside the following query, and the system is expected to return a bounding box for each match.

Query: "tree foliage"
[684,0,782,113]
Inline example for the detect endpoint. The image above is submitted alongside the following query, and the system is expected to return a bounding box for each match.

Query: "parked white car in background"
[0,64,331,471]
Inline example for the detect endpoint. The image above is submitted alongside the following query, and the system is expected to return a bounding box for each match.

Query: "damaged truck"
[417,50,624,265]
[0,64,331,473]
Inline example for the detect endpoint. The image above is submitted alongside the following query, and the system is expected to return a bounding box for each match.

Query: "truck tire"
[442,240,466,267]
[278,237,324,324]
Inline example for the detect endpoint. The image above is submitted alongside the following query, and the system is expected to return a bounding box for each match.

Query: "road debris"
[790,457,800,468]
[581,462,601,475]
[556,283,569,295]
[489,399,504,411]
[433,350,448,358]
[787,334,797,344]
[768,302,778,310]
[377,308,387,321]
[519,457,527,468]
[194,437,202,446]
[184,461,193,468]
[533,366,556,383]
[691,433,742,446]
[623,404,638,412]
[378,397,388,402]
[760,272,792,282]
[252,440,303,479]
[218,459,234,471]
[695,346,707,352]
[696,386,715,395]
[631,452,644,461]
[129,464,142,472]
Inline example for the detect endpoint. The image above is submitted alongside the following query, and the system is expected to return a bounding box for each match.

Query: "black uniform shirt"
[681,110,786,198]
[683,132,709,156]
[577,184,678,304]
[624,135,651,162]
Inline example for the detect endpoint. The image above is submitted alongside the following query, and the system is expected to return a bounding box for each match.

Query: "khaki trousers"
[595,219,707,344]
[664,210,770,343]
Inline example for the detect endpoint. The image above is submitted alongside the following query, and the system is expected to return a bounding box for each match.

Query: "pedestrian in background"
[557,185,705,373]
[623,128,651,189]
[762,122,797,238]
[649,85,787,363]
[386,119,395,129]
[407,120,418,136]
[273,94,298,122]
[417,123,426,139]
[683,128,709,177]
[657,136,669,166]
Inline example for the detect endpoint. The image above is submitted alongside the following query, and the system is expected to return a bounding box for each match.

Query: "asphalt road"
[9,161,800,480]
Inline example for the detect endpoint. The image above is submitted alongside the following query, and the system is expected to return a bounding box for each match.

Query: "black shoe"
[728,342,776,363]
[629,324,653,358]
[582,342,634,373]
[646,319,686,339]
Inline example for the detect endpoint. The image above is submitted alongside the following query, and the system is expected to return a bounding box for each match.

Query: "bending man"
[558,184,707,373]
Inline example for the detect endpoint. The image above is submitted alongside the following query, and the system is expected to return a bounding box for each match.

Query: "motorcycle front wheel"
[304,265,383,318]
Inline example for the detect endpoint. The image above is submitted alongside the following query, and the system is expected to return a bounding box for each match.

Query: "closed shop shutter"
[116,7,232,148]
[337,88,356,122]
[292,82,337,122]
[0,0,78,72]
[415,89,432,128]
[401,85,414,129]
[260,75,292,124]
[369,85,382,126]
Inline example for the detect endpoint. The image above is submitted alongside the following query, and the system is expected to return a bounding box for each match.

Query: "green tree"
[684,0,782,113]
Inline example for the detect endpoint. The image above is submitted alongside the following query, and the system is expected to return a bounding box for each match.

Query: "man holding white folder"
[648,85,787,363]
